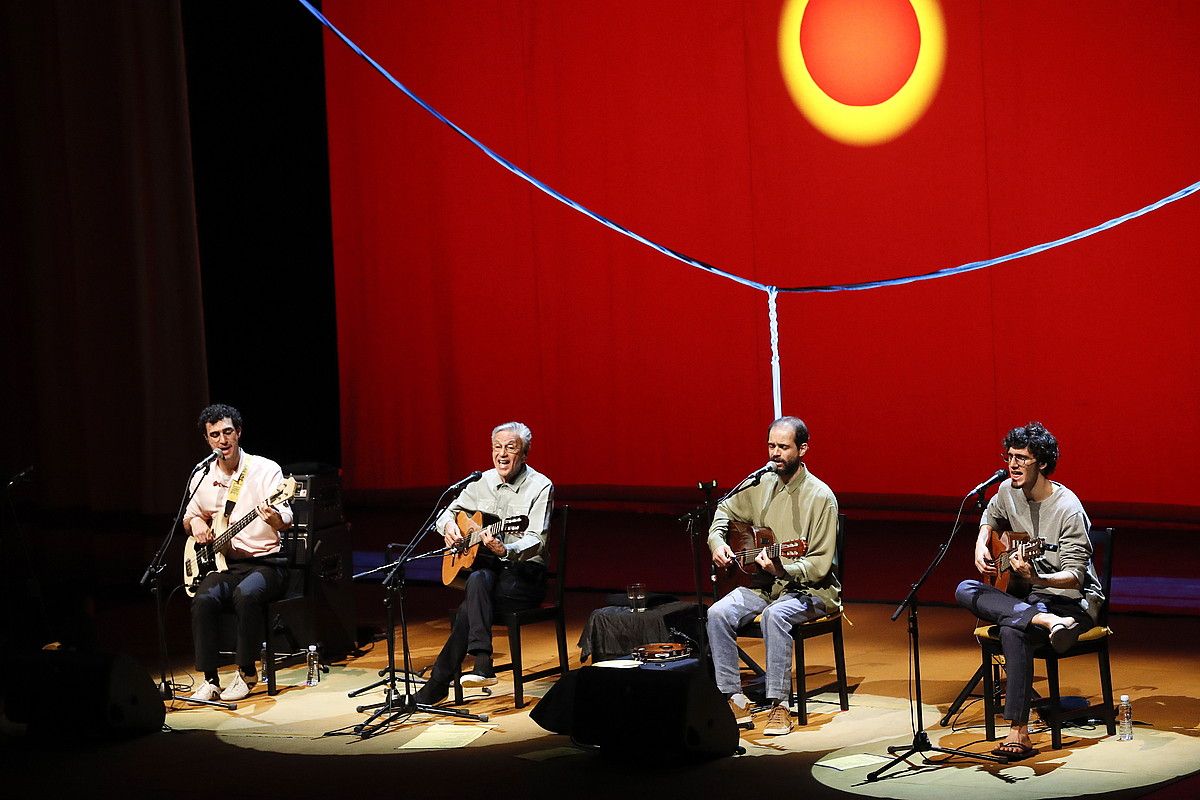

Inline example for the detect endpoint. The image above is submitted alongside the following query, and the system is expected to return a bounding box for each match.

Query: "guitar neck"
[733,542,783,564]
[466,518,509,547]
[211,508,261,552]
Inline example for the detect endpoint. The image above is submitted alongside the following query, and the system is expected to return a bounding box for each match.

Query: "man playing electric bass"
[707,416,840,736]
[184,404,293,702]
[414,421,554,706]
[956,421,1104,761]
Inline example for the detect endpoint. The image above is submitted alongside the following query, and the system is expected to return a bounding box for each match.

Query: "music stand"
[140,457,236,713]
[866,492,1006,782]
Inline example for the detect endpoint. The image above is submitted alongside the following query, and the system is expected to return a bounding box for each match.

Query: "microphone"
[751,462,776,481]
[7,465,34,487]
[969,468,1008,495]
[447,471,484,492]
[194,449,222,471]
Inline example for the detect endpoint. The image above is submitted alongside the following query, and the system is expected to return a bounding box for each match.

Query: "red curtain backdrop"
[321,1,1200,516]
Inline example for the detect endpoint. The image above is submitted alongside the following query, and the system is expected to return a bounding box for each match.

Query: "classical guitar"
[718,520,808,587]
[183,477,297,597]
[985,530,1055,594]
[441,511,529,589]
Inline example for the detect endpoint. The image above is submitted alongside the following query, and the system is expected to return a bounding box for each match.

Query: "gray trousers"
[955,579,1092,724]
[707,586,829,701]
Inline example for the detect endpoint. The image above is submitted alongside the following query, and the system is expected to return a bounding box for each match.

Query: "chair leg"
[264,613,278,696]
[1045,656,1062,750]
[1098,646,1116,736]
[509,624,525,709]
[832,621,849,711]
[981,645,997,741]
[794,637,808,726]
[555,611,569,676]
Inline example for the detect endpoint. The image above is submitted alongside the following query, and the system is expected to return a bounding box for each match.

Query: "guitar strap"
[221,456,253,525]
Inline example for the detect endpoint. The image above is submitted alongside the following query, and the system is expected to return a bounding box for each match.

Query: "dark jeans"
[955,579,1092,724]
[429,563,546,684]
[191,559,287,674]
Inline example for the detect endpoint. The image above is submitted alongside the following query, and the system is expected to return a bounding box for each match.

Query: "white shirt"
[183,449,293,558]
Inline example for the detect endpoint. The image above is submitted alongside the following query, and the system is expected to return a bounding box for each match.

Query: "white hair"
[491,421,532,453]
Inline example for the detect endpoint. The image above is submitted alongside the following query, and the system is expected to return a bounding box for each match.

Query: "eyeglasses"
[492,442,522,454]
[1001,452,1035,466]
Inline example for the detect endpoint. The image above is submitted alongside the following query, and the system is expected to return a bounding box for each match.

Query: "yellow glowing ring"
[779,0,946,146]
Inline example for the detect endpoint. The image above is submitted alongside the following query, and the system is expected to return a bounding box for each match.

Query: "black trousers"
[955,579,1092,724]
[429,563,545,685]
[191,560,287,674]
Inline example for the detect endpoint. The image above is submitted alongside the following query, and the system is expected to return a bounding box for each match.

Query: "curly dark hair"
[769,416,810,445]
[197,403,243,434]
[1003,421,1058,475]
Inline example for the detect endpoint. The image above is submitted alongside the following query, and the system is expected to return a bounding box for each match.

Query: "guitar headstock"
[779,539,808,559]
[270,476,298,506]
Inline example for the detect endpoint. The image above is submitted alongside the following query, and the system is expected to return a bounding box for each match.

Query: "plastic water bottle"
[1118,695,1134,740]
[260,641,268,672]
[305,645,320,686]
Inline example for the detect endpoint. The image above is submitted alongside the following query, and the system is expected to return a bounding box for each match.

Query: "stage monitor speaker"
[571,664,740,760]
[4,650,165,739]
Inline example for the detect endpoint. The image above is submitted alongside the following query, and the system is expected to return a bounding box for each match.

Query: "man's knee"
[955,579,982,608]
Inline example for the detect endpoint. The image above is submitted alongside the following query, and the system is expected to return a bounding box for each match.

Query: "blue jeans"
[707,586,829,701]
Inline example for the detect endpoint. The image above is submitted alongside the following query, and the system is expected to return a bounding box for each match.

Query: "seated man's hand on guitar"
[480,530,506,557]
[755,548,783,577]
[442,523,465,550]
[974,544,997,576]
[191,519,214,544]
[711,543,735,568]
[258,503,286,531]
[1009,548,1039,582]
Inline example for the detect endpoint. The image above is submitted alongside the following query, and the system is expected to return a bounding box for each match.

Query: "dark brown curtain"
[0,0,208,514]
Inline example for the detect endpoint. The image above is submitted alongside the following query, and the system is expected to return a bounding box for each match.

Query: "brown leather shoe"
[763,704,794,736]
[728,695,753,727]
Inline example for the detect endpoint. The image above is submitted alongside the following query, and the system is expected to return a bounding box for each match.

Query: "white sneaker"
[219,670,258,701]
[190,680,221,701]
[460,671,499,688]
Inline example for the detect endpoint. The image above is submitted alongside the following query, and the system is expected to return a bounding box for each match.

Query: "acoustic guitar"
[441,511,529,589]
[985,529,1055,594]
[717,520,807,588]
[183,476,297,597]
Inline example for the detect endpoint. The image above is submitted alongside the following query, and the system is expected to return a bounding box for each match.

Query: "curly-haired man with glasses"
[955,421,1104,761]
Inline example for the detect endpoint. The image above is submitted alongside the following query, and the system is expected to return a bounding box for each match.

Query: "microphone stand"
[140,457,235,712]
[866,491,1006,782]
[678,479,718,671]
[333,482,487,738]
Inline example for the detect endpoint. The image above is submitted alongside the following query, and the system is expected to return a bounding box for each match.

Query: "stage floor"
[5,590,1199,800]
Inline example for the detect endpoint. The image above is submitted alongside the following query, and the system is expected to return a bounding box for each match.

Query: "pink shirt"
[183,449,293,558]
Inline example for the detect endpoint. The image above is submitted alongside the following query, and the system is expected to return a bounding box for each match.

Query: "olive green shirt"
[707,464,841,610]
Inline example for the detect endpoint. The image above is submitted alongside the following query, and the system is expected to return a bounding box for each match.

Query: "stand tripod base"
[867,730,1007,781]
[342,691,489,738]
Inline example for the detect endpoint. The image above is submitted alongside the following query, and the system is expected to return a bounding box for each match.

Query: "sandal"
[990,741,1037,761]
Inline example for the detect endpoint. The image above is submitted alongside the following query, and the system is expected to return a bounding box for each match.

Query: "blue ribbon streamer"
[301,0,1199,296]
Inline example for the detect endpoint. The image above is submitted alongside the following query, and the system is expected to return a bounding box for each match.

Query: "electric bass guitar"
[441,511,529,589]
[183,477,297,597]
[718,521,808,587]
[985,529,1056,594]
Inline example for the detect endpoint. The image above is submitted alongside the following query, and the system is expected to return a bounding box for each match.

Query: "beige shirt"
[708,464,841,609]
[183,449,293,558]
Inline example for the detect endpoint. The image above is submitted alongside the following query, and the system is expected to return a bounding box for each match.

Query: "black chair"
[976,526,1116,749]
[451,505,570,708]
[735,514,849,725]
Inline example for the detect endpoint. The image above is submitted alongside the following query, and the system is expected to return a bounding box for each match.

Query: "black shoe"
[413,680,449,706]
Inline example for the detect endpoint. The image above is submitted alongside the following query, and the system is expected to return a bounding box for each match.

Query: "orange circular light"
[779,0,946,146]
